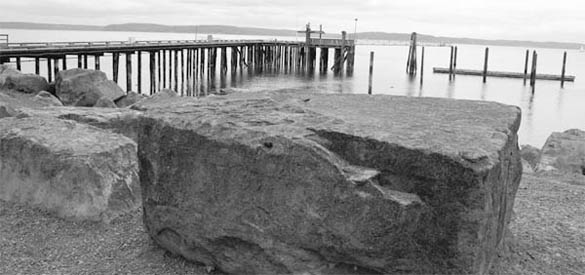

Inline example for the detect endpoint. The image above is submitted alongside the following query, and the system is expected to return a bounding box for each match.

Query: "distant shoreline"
[1,21,583,50]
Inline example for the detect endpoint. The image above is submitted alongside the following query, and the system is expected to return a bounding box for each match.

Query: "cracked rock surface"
[137,93,522,274]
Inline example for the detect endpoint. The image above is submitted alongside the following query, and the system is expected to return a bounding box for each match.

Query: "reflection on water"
[4,28,585,147]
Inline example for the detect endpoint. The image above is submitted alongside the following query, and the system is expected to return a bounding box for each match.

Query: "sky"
[1,0,584,43]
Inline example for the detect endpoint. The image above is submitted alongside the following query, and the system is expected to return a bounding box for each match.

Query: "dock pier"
[0,29,355,95]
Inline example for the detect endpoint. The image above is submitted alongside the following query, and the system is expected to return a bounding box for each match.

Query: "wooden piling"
[181,49,185,95]
[406,32,417,75]
[35,57,40,74]
[162,50,167,88]
[60,56,66,70]
[420,47,425,85]
[523,49,529,85]
[221,47,227,74]
[231,47,238,73]
[483,47,489,83]
[448,46,454,81]
[561,51,567,88]
[83,55,88,69]
[157,50,161,91]
[149,51,155,95]
[453,46,458,79]
[200,48,205,77]
[126,52,132,92]
[320,47,328,73]
[368,51,374,95]
[137,51,142,94]
[174,50,178,92]
[530,51,537,88]
[77,54,82,68]
[53,58,60,78]
[16,57,21,71]
[95,54,101,70]
[112,53,119,83]
[47,58,52,82]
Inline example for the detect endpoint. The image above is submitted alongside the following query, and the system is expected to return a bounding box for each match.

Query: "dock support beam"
[482,47,489,83]
[126,52,132,92]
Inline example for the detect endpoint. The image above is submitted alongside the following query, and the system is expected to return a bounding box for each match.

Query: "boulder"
[520,145,540,170]
[0,88,61,110]
[16,106,142,142]
[115,91,148,108]
[32,91,63,106]
[94,96,117,108]
[0,117,140,222]
[138,94,522,275]
[55,69,125,106]
[2,73,49,94]
[537,129,585,175]
[0,64,21,85]
[130,89,178,111]
[0,104,18,119]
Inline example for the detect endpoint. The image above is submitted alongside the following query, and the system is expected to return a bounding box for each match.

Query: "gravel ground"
[1,172,583,275]
[0,205,209,275]
[489,173,585,275]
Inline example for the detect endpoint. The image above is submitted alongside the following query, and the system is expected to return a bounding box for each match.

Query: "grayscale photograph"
[0,0,584,274]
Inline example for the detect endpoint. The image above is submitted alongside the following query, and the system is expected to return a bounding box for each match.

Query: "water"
[3,28,584,147]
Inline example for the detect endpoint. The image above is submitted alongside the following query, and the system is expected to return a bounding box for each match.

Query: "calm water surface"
[3,28,585,147]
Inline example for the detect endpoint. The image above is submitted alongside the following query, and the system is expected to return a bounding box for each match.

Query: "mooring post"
[530,50,537,88]
[523,49,529,85]
[368,51,374,95]
[482,47,489,83]
[112,53,119,83]
[126,52,132,92]
[448,46,454,81]
[408,32,417,75]
[561,51,567,88]
[95,54,101,70]
[35,57,40,74]
[137,51,142,94]
[420,46,425,85]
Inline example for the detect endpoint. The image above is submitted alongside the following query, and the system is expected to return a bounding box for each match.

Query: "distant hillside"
[354,32,582,50]
[0,22,101,31]
[1,22,582,49]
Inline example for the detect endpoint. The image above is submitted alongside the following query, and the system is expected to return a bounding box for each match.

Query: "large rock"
[0,117,140,222]
[138,94,522,274]
[16,106,142,142]
[537,129,585,175]
[130,89,177,111]
[115,91,148,108]
[2,73,49,94]
[55,69,125,107]
[520,144,540,171]
[32,91,63,106]
[0,64,21,85]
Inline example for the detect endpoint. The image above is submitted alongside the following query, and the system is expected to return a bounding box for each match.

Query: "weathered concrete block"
[138,94,522,274]
[0,117,140,222]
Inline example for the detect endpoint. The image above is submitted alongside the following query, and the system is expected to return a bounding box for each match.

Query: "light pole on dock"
[354,18,358,43]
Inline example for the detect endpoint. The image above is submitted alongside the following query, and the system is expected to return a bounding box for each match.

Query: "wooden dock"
[0,28,355,96]
[433,67,575,82]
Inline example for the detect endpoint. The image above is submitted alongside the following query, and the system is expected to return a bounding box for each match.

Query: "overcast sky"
[1,0,584,43]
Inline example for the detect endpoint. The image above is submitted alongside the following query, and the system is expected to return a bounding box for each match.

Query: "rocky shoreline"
[0,64,583,274]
